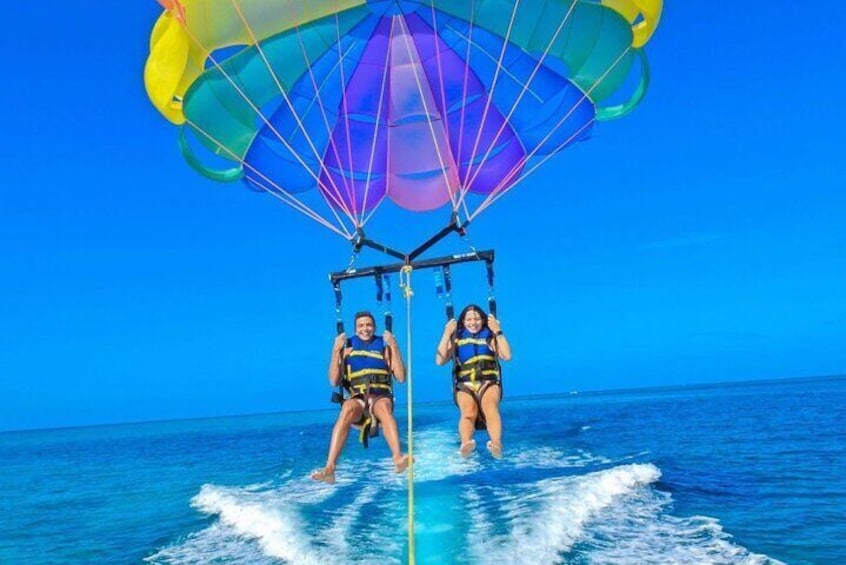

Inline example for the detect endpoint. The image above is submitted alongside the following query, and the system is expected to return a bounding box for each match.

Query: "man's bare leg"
[371,397,409,472]
[311,399,364,483]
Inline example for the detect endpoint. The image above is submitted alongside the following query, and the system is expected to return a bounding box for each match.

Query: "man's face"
[355,316,375,340]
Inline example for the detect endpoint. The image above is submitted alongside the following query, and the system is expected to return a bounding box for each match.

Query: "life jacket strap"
[349,371,392,386]
[346,350,386,360]
[454,357,500,380]
[455,370,500,384]
[349,382,393,395]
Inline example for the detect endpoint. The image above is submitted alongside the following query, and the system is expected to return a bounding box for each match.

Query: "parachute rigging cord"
[399,264,416,564]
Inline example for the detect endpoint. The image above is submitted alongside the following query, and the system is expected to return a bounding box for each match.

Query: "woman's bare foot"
[486,441,503,459]
[393,454,410,473]
[310,466,336,484]
[459,439,477,458]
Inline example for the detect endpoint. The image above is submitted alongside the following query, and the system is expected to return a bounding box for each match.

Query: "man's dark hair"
[353,311,376,326]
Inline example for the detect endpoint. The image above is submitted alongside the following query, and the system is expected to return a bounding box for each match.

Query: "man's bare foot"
[459,439,477,458]
[393,454,410,473]
[486,441,503,459]
[310,467,336,484]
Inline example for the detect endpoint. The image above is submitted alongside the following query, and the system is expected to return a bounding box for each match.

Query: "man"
[311,311,410,483]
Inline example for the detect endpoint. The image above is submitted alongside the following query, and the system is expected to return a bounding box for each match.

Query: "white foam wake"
[581,494,785,565]
[508,446,613,469]
[467,463,661,564]
[145,521,270,564]
[146,472,393,565]
[408,427,481,482]
[191,484,328,564]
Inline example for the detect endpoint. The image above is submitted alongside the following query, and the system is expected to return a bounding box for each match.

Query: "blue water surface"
[1,375,844,564]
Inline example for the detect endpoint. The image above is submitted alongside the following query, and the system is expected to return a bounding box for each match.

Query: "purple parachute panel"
[320,13,531,214]
[319,18,391,215]
[407,14,525,196]
[384,17,458,211]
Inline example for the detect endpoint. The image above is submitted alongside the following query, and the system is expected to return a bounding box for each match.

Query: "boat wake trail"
[146,440,783,564]
[462,462,782,565]
[145,470,398,565]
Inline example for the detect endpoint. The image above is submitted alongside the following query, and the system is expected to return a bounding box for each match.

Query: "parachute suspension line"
[177,59,355,234]
[399,264,417,565]
[175,20,359,228]
[453,0,480,206]
[291,25,358,212]
[242,173,350,238]
[470,45,634,221]
[360,184,389,228]
[356,33,407,236]
[459,0,579,194]
[334,12,360,219]
[460,0,521,195]
[426,0,459,214]
[358,23,395,228]
[263,30,356,238]
[303,21,364,224]
[229,0,353,218]
[395,15,458,211]
[472,117,595,219]
[184,118,351,238]
[437,0,475,225]
[295,18,358,210]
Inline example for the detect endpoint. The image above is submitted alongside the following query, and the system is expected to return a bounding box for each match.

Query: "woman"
[435,304,512,458]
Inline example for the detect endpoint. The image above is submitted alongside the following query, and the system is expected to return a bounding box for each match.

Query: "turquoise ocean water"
[2,375,844,564]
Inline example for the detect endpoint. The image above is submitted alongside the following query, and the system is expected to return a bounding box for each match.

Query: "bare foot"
[393,454,410,473]
[486,441,503,459]
[459,439,477,458]
[310,467,336,484]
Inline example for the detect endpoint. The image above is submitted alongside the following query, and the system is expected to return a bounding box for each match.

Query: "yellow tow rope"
[399,264,416,564]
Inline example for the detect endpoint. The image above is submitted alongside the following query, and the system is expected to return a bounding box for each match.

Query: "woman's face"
[462,309,484,333]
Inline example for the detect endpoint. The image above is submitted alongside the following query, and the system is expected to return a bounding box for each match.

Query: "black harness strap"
[485,257,497,317]
[379,273,393,333]
[443,265,454,321]
[330,280,346,405]
[333,279,344,336]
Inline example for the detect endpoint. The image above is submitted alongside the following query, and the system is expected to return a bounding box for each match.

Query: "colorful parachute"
[145,0,661,240]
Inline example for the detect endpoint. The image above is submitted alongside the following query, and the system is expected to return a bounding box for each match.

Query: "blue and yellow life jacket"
[453,328,501,385]
[344,335,393,396]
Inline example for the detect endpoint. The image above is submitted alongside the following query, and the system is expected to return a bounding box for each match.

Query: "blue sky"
[1,2,844,431]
